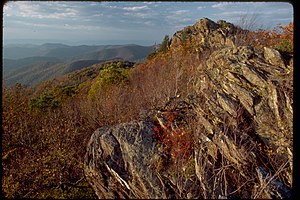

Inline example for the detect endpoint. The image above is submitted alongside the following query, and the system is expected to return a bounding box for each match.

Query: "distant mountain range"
[3,43,156,86]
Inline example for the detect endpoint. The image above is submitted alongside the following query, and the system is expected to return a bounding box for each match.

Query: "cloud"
[216,11,250,17]
[211,2,281,10]
[211,2,233,9]
[142,2,156,5]
[92,13,104,17]
[122,5,149,11]
[3,2,14,16]
[144,21,154,26]
[123,12,152,18]
[105,5,118,9]
[172,10,189,15]
[62,24,102,31]
[276,17,293,21]
[17,2,42,17]
[165,10,191,22]
[9,20,52,28]
[45,8,78,19]
[197,6,205,10]
[4,1,79,19]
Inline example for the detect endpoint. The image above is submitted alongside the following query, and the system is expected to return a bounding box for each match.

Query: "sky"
[3,1,293,46]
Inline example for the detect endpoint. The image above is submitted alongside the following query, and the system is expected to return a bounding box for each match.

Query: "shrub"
[152,111,194,163]
[61,85,77,97]
[159,35,170,52]
[275,39,293,54]
[87,62,129,100]
[29,91,61,112]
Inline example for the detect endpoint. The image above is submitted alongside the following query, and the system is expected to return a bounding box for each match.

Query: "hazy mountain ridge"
[3,59,107,86]
[3,43,155,86]
[3,43,154,60]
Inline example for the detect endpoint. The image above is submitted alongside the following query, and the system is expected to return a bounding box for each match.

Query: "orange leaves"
[237,21,293,54]
[252,21,293,53]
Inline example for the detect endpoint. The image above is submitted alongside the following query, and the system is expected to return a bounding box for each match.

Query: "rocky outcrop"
[169,18,240,51]
[84,18,293,199]
[198,45,292,149]
[192,45,292,198]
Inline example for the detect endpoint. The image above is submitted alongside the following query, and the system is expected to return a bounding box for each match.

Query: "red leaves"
[152,112,193,163]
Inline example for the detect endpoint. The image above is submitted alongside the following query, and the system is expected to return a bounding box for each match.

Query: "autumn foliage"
[240,22,294,53]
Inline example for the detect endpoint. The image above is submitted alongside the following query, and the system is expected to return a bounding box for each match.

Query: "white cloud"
[17,1,42,17]
[212,2,249,9]
[12,20,52,28]
[142,2,162,7]
[142,2,155,5]
[131,20,155,26]
[3,2,14,16]
[63,24,101,31]
[211,2,281,10]
[44,8,78,19]
[89,2,99,7]
[181,18,192,22]
[172,10,189,15]
[106,5,118,9]
[99,2,119,9]
[144,21,154,26]
[211,2,232,9]
[123,12,153,18]
[5,1,79,19]
[166,10,191,22]
[197,6,205,10]
[216,11,250,17]
[276,17,293,21]
[122,5,149,11]
[92,13,104,17]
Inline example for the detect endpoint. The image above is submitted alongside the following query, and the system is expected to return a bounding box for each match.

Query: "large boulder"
[84,120,170,198]
[264,46,285,67]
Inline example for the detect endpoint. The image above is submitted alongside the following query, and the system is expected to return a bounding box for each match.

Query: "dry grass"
[191,101,292,198]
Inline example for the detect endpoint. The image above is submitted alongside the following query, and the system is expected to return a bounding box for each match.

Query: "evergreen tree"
[160,35,169,52]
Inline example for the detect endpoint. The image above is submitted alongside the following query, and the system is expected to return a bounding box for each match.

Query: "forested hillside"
[3,44,154,86]
[2,18,293,198]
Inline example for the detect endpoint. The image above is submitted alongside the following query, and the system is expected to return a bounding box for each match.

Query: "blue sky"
[3,1,293,46]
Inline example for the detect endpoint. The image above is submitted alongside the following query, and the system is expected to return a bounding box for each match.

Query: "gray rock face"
[170,18,239,51]
[198,45,292,151]
[193,44,292,198]
[84,121,169,199]
[264,46,285,67]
